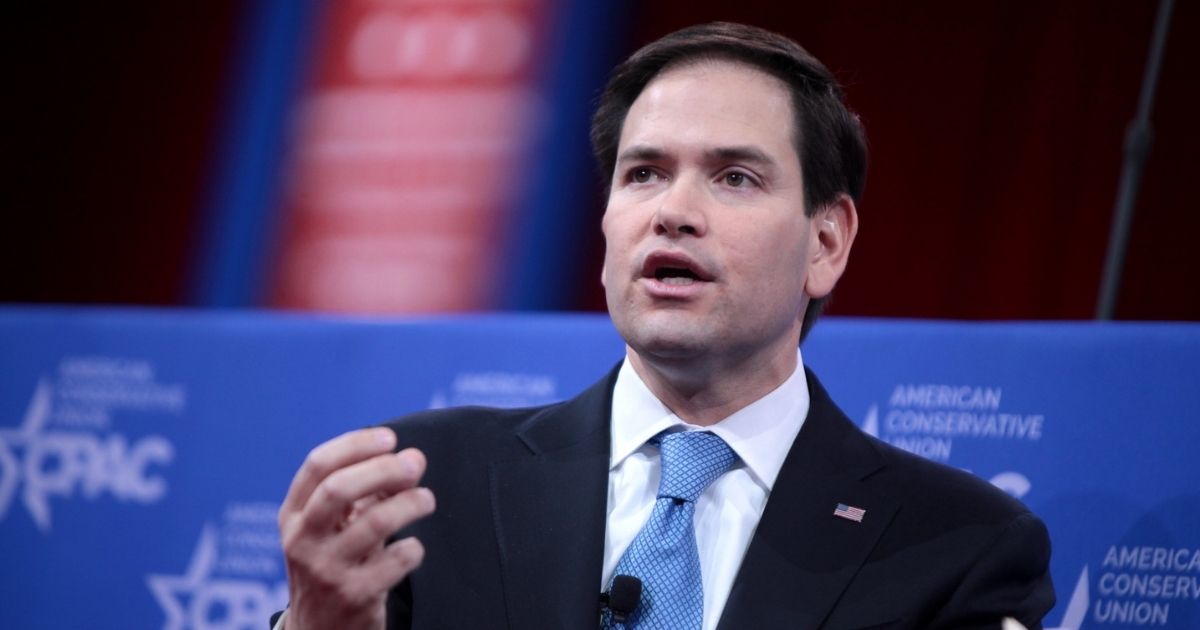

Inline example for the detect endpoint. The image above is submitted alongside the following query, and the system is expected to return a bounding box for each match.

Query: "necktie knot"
[653,431,736,502]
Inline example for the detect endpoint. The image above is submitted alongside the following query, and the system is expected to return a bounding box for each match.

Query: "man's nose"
[653,178,708,238]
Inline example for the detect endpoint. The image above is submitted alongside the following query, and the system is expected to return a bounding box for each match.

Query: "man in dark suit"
[275,22,1055,630]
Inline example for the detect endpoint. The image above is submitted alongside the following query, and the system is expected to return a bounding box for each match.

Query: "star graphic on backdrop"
[146,525,219,630]
[0,378,53,530]
[1046,566,1088,630]
[860,404,879,438]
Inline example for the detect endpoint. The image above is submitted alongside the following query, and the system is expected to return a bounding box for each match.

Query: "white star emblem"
[0,378,53,530]
[146,525,219,630]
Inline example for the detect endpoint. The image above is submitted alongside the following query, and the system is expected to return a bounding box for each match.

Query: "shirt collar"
[609,349,811,491]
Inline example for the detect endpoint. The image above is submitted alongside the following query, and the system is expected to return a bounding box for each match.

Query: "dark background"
[5,1,1197,321]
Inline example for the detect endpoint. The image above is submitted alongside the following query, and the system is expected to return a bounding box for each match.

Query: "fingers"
[302,447,427,533]
[282,427,397,516]
[351,536,427,594]
[336,487,436,560]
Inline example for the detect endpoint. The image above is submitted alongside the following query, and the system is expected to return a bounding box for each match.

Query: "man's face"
[601,59,820,368]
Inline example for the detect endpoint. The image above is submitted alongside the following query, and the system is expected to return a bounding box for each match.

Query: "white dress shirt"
[602,350,811,630]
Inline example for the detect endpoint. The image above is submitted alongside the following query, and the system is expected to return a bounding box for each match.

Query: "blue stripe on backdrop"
[500,0,630,310]
[188,0,323,307]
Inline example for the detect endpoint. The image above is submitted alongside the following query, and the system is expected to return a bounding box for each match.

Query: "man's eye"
[724,172,748,187]
[631,168,654,184]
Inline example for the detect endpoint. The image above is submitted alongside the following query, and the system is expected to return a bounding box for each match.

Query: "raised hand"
[278,428,436,630]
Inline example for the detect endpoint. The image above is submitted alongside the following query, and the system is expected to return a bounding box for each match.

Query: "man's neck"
[625,345,800,426]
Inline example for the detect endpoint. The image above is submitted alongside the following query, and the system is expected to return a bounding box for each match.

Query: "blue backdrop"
[1,308,1197,629]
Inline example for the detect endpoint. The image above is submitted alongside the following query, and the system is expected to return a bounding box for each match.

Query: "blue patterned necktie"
[604,431,738,629]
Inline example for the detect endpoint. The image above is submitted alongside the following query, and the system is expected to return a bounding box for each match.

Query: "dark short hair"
[591,21,868,343]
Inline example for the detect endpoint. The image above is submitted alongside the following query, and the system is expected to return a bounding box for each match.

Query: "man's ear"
[804,194,859,300]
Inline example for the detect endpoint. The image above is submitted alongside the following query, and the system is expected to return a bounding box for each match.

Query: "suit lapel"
[718,370,900,629]
[489,367,617,630]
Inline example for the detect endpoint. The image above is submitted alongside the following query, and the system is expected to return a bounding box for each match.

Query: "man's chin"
[620,320,712,362]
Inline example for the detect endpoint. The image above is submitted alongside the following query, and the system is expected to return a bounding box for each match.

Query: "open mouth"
[642,251,712,287]
[654,266,700,285]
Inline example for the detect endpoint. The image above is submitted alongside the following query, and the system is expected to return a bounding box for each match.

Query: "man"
[276,22,1055,630]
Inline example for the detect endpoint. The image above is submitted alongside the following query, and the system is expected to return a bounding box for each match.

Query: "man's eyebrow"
[705,146,776,167]
[615,145,778,167]
[615,145,668,164]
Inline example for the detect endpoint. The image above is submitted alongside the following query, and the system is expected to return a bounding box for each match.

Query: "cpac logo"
[148,526,288,630]
[0,379,174,532]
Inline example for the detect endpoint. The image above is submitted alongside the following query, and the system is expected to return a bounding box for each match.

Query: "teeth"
[661,276,695,285]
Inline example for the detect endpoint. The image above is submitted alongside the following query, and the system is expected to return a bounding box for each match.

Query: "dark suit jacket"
[382,367,1055,629]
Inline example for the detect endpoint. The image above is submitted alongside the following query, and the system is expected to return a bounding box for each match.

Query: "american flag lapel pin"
[833,503,866,523]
